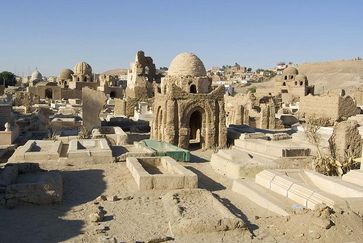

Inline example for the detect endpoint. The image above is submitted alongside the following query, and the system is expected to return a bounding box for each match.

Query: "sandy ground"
[0,149,362,243]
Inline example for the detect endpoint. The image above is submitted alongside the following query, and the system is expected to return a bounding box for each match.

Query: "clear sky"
[0,0,362,76]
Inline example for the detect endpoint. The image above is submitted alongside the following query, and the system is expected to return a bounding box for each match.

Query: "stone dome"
[74,62,92,75]
[295,74,307,82]
[30,69,42,81]
[168,53,207,77]
[282,66,299,76]
[60,68,74,80]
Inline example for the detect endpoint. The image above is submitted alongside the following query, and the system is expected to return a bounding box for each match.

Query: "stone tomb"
[9,139,113,165]
[232,169,363,216]
[92,126,128,145]
[9,140,62,162]
[211,148,277,179]
[162,189,245,235]
[67,138,113,164]
[126,156,197,190]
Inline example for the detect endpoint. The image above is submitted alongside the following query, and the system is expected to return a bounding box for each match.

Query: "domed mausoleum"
[58,68,74,88]
[30,69,43,82]
[168,52,207,77]
[69,61,98,90]
[274,66,314,103]
[151,52,226,149]
[74,62,92,76]
[28,69,44,86]
[60,69,74,80]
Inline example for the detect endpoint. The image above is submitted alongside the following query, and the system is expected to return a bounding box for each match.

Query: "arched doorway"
[189,110,202,149]
[190,84,197,93]
[45,88,53,99]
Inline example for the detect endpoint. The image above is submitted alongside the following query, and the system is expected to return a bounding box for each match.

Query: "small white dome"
[30,69,43,81]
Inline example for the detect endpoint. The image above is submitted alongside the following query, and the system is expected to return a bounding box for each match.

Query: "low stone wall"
[92,126,128,145]
[126,156,197,190]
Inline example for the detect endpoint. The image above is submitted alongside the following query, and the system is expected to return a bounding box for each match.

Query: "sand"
[0,149,362,242]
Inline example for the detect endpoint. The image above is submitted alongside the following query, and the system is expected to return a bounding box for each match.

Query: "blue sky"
[0,0,362,76]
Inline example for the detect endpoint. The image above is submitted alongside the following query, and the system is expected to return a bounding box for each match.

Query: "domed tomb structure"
[165,52,211,94]
[30,69,43,82]
[151,52,226,149]
[29,69,43,86]
[58,68,74,88]
[69,61,98,90]
[274,66,314,103]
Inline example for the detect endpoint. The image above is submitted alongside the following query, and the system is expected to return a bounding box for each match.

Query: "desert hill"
[251,59,363,95]
[298,59,363,93]
[100,68,128,76]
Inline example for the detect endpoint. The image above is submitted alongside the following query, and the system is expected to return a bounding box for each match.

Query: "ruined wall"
[69,82,98,91]
[349,87,363,106]
[299,94,357,124]
[114,98,127,116]
[28,86,62,100]
[28,86,82,100]
[224,93,278,129]
[61,89,82,100]
[329,121,362,163]
[126,51,156,100]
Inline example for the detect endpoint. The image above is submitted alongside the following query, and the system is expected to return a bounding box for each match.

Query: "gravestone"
[82,87,107,131]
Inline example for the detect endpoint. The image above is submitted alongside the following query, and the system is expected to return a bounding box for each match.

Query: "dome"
[31,69,42,81]
[168,52,207,77]
[74,61,92,75]
[282,66,299,76]
[60,68,74,80]
[295,74,307,82]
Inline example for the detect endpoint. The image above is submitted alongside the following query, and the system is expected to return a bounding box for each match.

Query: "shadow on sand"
[213,193,259,237]
[0,169,106,243]
[186,166,225,191]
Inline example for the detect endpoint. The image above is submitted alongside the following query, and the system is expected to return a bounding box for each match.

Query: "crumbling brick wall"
[299,93,357,124]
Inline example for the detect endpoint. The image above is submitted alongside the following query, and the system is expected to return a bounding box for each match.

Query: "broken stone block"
[329,120,362,163]
[96,195,107,201]
[107,195,119,202]
[89,211,104,223]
